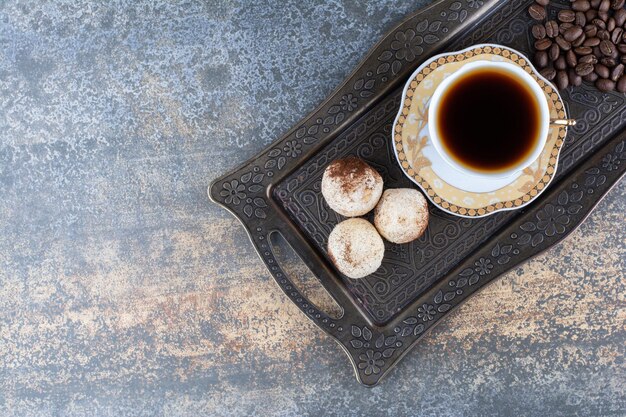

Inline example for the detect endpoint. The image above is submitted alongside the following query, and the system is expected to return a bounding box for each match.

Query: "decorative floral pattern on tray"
[393,44,568,217]
[210,0,626,387]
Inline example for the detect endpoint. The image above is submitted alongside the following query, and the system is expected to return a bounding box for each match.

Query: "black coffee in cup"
[435,68,543,175]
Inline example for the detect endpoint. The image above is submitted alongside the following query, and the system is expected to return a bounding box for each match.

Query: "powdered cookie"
[321,157,383,217]
[327,218,384,279]
[374,188,429,244]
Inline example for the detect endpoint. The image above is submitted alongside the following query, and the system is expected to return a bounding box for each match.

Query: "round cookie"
[321,157,383,217]
[374,188,429,244]
[327,218,384,279]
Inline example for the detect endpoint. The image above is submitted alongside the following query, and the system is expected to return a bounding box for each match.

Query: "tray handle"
[262,215,371,333]
[263,230,353,337]
[208,178,367,333]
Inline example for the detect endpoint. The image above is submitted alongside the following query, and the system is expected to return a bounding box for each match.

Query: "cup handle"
[550,118,577,126]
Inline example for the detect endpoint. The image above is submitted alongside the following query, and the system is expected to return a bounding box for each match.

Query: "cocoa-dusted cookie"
[327,218,384,279]
[374,188,429,244]
[321,157,383,217]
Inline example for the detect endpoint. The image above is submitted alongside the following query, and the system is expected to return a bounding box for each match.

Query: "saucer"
[392,43,568,218]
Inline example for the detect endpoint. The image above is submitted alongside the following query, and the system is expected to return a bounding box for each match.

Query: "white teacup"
[427,60,550,180]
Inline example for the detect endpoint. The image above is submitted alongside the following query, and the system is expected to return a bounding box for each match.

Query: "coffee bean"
[532,24,547,39]
[527,0,626,93]
[564,26,584,41]
[595,63,610,77]
[535,51,549,68]
[535,38,553,51]
[592,18,607,30]
[608,19,617,33]
[573,34,586,47]
[585,24,598,37]
[580,54,599,64]
[556,70,570,89]
[529,4,547,20]
[611,0,625,9]
[555,56,567,70]
[572,0,591,11]
[616,74,626,92]
[540,67,557,80]
[611,63,624,80]
[569,68,583,86]
[549,43,561,60]
[556,36,572,50]
[583,72,600,81]
[583,36,601,46]
[560,23,574,35]
[600,56,617,66]
[614,9,626,26]
[546,20,560,38]
[596,78,616,91]
[576,62,595,75]
[574,46,593,55]
[558,10,576,23]
[566,49,578,67]
[599,0,611,12]
[586,9,598,21]
[611,28,623,44]
[600,39,615,55]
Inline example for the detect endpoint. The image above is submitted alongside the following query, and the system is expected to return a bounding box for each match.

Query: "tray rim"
[208,0,626,386]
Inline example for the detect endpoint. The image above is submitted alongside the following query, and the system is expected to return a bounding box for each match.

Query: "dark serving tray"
[209,0,625,386]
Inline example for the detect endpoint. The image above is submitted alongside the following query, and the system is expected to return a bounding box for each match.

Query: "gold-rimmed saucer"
[392,43,568,218]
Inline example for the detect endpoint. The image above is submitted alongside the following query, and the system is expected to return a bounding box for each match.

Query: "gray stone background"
[0,0,624,416]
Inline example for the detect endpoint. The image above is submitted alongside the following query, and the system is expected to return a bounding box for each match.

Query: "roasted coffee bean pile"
[528,0,626,93]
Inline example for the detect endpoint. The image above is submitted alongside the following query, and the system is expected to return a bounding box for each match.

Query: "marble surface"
[0,1,624,416]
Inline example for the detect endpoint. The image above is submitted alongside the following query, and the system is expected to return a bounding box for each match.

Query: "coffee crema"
[435,68,543,174]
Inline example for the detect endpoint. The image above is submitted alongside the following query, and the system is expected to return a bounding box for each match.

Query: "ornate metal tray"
[209,0,625,386]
